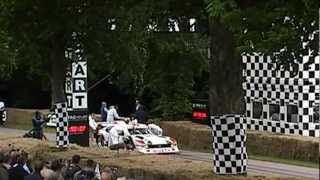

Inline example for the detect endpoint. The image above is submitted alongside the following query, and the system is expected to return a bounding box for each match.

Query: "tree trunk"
[208,17,243,115]
[49,34,66,105]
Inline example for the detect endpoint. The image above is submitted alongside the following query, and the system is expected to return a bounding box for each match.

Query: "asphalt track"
[0,127,319,179]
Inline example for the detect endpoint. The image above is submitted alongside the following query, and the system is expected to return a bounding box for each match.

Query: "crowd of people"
[0,144,122,180]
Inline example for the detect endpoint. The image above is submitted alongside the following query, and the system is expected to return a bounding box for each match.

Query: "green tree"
[205,0,319,115]
[145,33,207,118]
[0,30,15,80]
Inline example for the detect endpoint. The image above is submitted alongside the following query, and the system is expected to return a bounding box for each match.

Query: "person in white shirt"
[88,114,98,130]
[108,123,130,147]
[106,105,127,124]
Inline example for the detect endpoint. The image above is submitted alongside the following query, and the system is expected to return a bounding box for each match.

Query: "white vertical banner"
[71,61,88,109]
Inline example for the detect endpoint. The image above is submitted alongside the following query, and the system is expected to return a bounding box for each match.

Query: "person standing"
[100,102,108,122]
[24,160,44,180]
[134,105,148,124]
[134,99,141,113]
[106,105,127,124]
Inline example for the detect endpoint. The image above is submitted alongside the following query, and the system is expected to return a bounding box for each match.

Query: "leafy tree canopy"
[206,0,319,67]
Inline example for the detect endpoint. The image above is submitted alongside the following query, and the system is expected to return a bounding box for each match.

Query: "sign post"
[65,49,89,147]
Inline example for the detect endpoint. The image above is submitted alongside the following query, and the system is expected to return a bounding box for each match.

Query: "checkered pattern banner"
[55,102,69,147]
[211,115,247,175]
[242,55,320,137]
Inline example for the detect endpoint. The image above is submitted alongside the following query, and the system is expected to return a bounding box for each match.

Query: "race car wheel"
[124,136,135,150]
[0,111,4,126]
[96,135,107,147]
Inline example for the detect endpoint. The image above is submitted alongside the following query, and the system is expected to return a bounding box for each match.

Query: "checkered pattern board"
[54,102,69,147]
[242,55,320,137]
[211,115,247,174]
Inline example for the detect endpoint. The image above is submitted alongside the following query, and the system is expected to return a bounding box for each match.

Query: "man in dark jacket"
[62,155,82,180]
[9,155,30,180]
[32,111,45,139]
[134,105,148,124]
[24,160,44,180]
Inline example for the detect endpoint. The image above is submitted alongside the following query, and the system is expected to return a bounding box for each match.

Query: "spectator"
[100,102,108,122]
[21,151,33,174]
[32,111,45,139]
[1,151,11,171]
[134,105,148,124]
[100,167,116,180]
[0,152,9,180]
[9,154,30,180]
[24,160,44,180]
[50,159,64,180]
[83,159,95,171]
[41,166,58,180]
[1,145,126,180]
[73,159,96,180]
[62,155,81,180]
[9,149,18,167]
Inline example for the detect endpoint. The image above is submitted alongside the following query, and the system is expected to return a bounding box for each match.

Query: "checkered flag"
[54,102,69,148]
[242,55,320,137]
[211,115,247,175]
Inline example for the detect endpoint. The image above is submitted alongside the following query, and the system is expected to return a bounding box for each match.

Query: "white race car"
[0,101,7,125]
[95,121,179,154]
[128,123,179,154]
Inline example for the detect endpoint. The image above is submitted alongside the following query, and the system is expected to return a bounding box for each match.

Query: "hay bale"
[160,121,319,163]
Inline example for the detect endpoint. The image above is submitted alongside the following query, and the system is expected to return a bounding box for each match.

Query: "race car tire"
[0,111,4,126]
[96,135,107,147]
[124,136,135,150]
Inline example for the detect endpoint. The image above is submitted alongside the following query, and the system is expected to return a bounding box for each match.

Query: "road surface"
[0,127,318,179]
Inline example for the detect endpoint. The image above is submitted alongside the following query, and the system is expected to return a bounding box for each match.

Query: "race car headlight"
[135,139,146,146]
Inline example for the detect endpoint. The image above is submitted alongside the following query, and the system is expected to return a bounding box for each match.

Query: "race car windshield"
[129,128,149,135]
[0,102,4,110]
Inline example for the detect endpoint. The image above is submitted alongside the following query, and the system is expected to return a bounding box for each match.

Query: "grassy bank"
[0,136,299,180]
[160,121,319,167]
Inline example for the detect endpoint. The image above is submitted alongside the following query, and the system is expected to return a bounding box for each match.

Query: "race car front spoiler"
[136,146,179,154]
